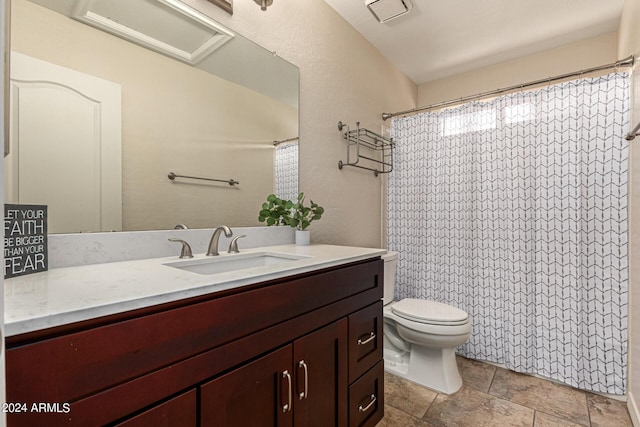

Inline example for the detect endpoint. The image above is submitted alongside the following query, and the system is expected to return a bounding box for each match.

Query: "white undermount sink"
[163,252,311,275]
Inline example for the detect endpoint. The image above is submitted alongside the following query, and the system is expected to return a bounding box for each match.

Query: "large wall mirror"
[5,0,299,234]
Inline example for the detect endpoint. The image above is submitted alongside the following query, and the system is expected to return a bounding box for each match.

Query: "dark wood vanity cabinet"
[201,320,348,427]
[5,257,385,427]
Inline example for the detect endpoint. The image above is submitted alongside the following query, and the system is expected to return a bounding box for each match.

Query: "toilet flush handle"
[357,332,376,346]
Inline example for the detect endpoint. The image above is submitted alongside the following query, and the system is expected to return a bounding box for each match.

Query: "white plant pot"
[295,230,310,246]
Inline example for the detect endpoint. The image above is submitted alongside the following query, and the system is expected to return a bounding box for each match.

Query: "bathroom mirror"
[5,0,299,233]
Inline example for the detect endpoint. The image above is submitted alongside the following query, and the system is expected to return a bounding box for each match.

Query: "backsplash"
[48,226,295,268]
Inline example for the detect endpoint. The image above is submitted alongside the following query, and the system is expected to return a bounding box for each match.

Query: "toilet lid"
[391,299,468,325]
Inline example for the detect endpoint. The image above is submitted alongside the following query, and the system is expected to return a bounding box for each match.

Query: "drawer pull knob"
[357,332,376,346]
[282,370,292,412]
[358,394,377,413]
[298,360,309,400]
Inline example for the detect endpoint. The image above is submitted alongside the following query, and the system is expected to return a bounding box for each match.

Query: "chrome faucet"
[207,225,233,256]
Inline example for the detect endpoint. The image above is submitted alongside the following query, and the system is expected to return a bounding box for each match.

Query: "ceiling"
[324,0,625,85]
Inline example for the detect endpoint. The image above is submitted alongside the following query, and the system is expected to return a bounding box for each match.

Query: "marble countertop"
[4,244,386,337]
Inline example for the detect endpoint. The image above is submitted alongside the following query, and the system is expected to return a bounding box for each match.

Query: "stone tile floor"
[376,356,633,427]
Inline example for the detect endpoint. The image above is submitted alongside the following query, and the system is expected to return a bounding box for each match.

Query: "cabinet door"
[293,319,348,427]
[115,389,196,427]
[201,345,293,427]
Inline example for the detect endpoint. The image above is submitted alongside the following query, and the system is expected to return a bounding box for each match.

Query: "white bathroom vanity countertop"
[4,244,386,337]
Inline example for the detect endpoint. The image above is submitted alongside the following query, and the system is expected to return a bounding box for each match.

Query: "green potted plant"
[258,192,324,245]
[258,194,294,227]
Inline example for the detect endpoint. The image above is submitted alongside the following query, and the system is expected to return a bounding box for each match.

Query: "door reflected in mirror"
[5,0,299,233]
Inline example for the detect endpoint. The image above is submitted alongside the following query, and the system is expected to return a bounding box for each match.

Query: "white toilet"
[382,251,472,394]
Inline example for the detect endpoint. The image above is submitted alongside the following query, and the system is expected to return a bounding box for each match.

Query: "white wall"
[619,0,640,424]
[418,32,618,106]
[181,0,417,248]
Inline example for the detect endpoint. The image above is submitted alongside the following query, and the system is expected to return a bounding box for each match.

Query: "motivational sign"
[4,204,48,279]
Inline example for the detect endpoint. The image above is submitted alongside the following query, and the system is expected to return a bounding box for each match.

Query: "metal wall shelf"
[338,121,394,177]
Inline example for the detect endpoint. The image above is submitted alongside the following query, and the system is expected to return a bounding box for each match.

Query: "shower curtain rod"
[381,55,635,121]
[273,137,299,146]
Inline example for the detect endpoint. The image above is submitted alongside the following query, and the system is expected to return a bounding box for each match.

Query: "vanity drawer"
[115,389,197,427]
[348,361,384,427]
[348,301,383,383]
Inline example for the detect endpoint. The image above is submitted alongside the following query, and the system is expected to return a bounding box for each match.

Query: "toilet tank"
[381,250,398,304]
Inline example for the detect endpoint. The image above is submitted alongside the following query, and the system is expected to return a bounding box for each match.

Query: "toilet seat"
[391,298,468,326]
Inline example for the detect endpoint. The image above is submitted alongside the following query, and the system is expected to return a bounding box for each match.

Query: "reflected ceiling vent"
[72,0,234,65]
[365,0,412,23]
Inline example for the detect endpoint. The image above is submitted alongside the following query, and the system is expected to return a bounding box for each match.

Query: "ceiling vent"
[72,0,234,65]
[365,0,412,23]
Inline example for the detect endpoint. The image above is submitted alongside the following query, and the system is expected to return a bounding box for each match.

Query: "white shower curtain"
[274,142,298,201]
[387,73,629,395]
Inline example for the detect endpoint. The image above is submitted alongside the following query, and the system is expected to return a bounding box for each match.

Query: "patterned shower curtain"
[274,141,298,201]
[387,73,629,395]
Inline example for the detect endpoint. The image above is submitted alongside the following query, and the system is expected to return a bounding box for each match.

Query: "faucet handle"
[227,235,246,253]
[168,238,193,259]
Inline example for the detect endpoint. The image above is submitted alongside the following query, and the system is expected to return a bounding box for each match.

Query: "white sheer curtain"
[388,73,629,394]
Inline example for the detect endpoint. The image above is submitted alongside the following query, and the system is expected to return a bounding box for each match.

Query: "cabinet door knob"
[282,370,292,413]
[357,332,376,346]
[298,360,308,400]
[358,394,377,413]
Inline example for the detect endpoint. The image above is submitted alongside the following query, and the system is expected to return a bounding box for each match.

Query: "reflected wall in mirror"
[5,0,299,233]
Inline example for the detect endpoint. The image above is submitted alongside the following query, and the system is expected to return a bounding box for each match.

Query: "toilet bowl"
[382,251,471,394]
